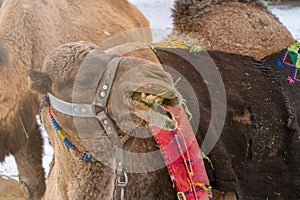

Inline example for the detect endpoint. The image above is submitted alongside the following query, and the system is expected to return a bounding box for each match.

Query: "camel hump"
[0,40,8,67]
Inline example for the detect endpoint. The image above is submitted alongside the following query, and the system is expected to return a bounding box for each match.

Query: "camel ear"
[28,69,53,94]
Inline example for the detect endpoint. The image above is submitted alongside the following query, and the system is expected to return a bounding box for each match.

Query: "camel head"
[29,41,183,164]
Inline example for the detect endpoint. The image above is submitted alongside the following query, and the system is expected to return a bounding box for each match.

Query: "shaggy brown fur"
[0,0,148,199]
[154,47,300,199]
[173,0,295,59]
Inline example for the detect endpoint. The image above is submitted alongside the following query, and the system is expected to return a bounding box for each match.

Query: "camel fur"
[0,0,148,199]
[173,0,296,59]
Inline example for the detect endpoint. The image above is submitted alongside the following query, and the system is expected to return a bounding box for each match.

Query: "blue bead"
[62,138,74,149]
[63,138,68,144]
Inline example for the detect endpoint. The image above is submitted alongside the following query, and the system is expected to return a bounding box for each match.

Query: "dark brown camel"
[155,46,300,199]
[171,1,299,198]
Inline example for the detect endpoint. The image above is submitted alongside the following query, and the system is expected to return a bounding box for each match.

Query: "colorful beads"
[63,138,75,149]
[82,153,92,162]
[48,107,93,162]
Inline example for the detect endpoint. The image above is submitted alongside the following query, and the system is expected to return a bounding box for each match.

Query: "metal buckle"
[116,170,128,200]
[117,170,128,187]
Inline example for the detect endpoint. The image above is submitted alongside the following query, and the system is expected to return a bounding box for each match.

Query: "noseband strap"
[48,92,96,117]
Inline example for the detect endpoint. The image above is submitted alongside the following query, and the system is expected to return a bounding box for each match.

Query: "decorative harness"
[45,50,212,200]
[276,41,300,84]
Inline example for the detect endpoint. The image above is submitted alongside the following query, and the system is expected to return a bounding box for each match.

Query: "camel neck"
[43,108,116,199]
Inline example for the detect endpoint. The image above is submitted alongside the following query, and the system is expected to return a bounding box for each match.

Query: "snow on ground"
[1,1,300,181]
[0,156,18,180]
[36,116,54,182]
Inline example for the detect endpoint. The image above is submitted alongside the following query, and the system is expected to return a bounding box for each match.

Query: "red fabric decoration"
[150,106,211,200]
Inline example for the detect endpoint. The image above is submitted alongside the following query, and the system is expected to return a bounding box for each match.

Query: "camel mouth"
[127,91,178,130]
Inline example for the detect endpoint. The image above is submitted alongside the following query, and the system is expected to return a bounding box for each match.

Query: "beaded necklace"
[47,107,93,162]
